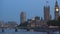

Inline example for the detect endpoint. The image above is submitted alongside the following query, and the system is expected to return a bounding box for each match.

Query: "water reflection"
[0,28,60,34]
[0,28,47,34]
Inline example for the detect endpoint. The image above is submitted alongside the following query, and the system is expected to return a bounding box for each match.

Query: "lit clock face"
[55,7,59,12]
[56,8,59,12]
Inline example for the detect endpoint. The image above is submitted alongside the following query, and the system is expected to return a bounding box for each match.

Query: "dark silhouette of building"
[20,11,26,23]
[20,0,60,29]
[35,16,40,21]
[44,5,50,22]
[54,0,59,20]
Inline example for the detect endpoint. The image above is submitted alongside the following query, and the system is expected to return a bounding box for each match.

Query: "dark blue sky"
[0,0,60,24]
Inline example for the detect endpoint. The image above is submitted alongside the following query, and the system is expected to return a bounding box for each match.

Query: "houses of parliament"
[20,0,60,28]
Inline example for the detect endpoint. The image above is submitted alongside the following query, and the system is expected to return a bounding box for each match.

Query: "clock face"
[56,8,59,12]
[55,7,59,12]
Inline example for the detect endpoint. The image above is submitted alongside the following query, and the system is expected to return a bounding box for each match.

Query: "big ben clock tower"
[54,0,59,20]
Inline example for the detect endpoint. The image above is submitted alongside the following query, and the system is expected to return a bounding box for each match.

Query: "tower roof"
[55,0,58,7]
[56,0,58,4]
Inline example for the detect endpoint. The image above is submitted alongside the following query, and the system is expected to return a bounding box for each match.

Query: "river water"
[0,28,60,34]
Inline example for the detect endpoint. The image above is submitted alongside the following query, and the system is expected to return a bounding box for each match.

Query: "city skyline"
[0,0,60,24]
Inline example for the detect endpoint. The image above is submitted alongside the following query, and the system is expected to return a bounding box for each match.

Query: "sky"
[0,0,60,24]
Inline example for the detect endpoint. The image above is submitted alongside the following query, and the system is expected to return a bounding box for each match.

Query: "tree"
[47,20,58,26]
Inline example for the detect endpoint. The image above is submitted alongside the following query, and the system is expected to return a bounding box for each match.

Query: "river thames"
[0,29,47,34]
[0,28,60,34]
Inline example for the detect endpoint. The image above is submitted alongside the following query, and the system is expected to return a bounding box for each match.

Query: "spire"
[44,0,50,8]
[50,14,52,20]
[46,0,49,7]
[46,0,48,4]
[55,0,58,7]
[56,0,58,4]
[41,17,43,21]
